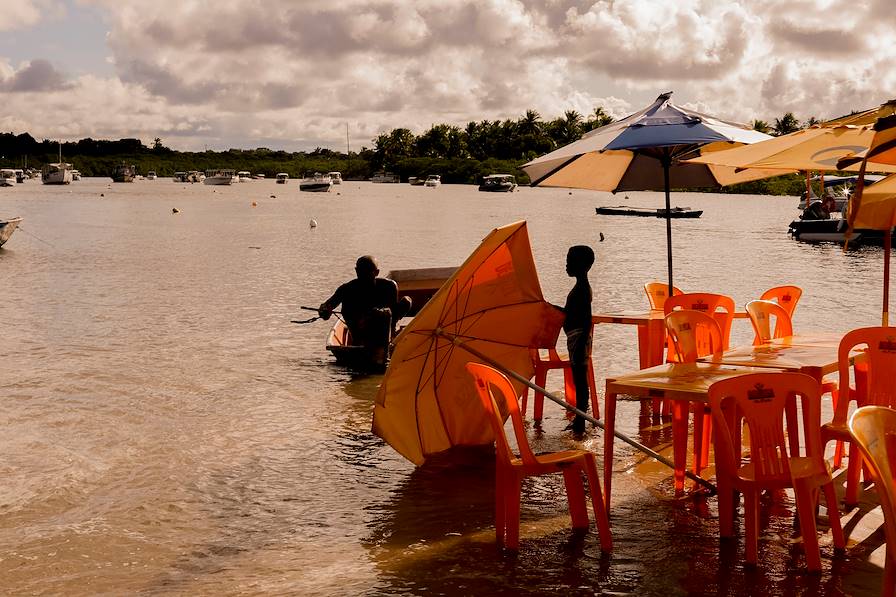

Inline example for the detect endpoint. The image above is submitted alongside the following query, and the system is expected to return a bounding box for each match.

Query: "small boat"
[370,171,400,183]
[111,163,136,182]
[42,142,73,185]
[785,217,891,244]
[408,176,425,186]
[71,170,82,181]
[325,266,457,369]
[328,171,342,185]
[424,174,441,188]
[252,173,266,180]
[14,169,26,183]
[0,169,15,187]
[595,206,703,218]
[0,216,22,247]
[276,173,289,184]
[237,171,252,182]
[479,174,517,192]
[203,169,235,185]
[299,172,332,192]
[798,174,886,211]
[146,171,157,180]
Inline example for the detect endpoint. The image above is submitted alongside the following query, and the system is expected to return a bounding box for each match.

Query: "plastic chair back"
[837,327,896,413]
[644,281,683,310]
[746,299,793,344]
[664,310,723,363]
[664,292,736,359]
[849,406,896,596]
[760,285,802,318]
[467,362,537,466]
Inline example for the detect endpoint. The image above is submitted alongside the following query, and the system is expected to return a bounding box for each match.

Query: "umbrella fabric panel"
[850,173,896,230]
[824,99,896,126]
[604,122,756,152]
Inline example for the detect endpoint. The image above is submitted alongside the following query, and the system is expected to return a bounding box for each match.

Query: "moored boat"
[0,216,22,247]
[237,171,251,182]
[424,174,441,187]
[146,171,157,180]
[71,170,81,181]
[0,169,15,187]
[595,205,703,218]
[408,176,424,186]
[112,163,136,182]
[328,171,342,185]
[204,169,235,185]
[299,172,332,192]
[41,162,73,184]
[370,171,400,183]
[276,173,289,184]
[479,174,517,192]
[14,169,25,183]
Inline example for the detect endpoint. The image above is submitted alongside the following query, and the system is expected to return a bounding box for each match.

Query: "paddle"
[292,306,343,324]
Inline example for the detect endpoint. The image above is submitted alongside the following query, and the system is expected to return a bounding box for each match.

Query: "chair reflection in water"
[466,362,612,552]
[709,372,845,571]
[849,405,896,597]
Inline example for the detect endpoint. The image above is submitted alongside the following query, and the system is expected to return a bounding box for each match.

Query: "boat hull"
[299,183,332,192]
[203,177,232,185]
[786,219,891,244]
[595,206,703,218]
[0,217,22,247]
[478,184,517,192]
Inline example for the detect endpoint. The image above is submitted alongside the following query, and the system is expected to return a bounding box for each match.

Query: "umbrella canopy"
[372,221,565,465]
[824,98,896,127]
[522,92,777,293]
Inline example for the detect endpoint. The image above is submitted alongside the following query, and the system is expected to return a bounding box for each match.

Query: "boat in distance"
[479,174,517,192]
[204,169,235,185]
[408,176,425,186]
[299,173,332,192]
[325,266,456,369]
[41,162,73,185]
[370,171,400,183]
[276,173,289,184]
[328,171,342,185]
[424,174,441,187]
[0,216,22,247]
[0,169,15,187]
[595,205,703,218]
[237,171,251,182]
[112,163,136,182]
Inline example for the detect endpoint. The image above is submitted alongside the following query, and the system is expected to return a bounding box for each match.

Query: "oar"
[441,331,717,494]
[292,306,343,324]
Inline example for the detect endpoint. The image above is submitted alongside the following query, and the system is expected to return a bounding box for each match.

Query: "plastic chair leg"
[494,465,507,545]
[744,489,760,565]
[692,405,705,476]
[583,455,613,552]
[717,478,736,537]
[822,480,845,549]
[845,449,863,507]
[793,481,822,571]
[671,401,689,493]
[504,476,522,550]
[533,370,548,421]
[562,468,589,529]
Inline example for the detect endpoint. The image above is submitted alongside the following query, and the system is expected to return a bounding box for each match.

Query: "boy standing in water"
[562,245,595,435]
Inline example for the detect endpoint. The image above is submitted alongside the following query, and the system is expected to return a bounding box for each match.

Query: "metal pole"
[663,154,674,297]
[443,332,716,493]
[885,228,891,327]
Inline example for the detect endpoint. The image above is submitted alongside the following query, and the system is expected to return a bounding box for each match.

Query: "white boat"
[424,174,441,187]
[0,169,15,187]
[42,142,73,185]
[479,174,517,192]
[0,216,22,247]
[276,173,289,184]
[237,171,251,182]
[370,171,399,183]
[204,169,235,185]
[71,170,82,181]
[328,171,343,185]
[299,172,332,192]
[252,173,265,180]
[14,169,25,183]
[146,171,157,180]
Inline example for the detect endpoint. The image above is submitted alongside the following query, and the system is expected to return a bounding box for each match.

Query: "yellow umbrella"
[824,98,896,127]
[372,221,565,465]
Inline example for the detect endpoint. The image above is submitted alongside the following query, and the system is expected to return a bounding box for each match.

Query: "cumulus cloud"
[1,0,894,150]
[0,0,65,32]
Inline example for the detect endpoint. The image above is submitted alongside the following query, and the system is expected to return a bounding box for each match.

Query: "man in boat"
[319,255,412,368]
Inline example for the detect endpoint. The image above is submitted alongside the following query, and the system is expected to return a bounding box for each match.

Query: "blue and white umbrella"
[522,92,777,292]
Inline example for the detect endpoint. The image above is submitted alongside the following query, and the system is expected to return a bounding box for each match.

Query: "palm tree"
[518,110,542,137]
[751,120,771,134]
[585,106,614,132]
[772,112,801,136]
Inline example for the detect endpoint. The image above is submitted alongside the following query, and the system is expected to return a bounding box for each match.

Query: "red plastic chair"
[644,281,683,310]
[466,362,612,552]
[665,310,723,477]
[760,285,802,318]
[709,372,845,571]
[746,299,793,345]
[822,327,896,506]
[521,347,599,422]
[849,406,896,597]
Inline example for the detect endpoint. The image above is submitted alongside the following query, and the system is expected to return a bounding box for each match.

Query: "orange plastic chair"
[760,285,802,318]
[709,372,845,571]
[644,281,683,310]
[466,362,612,552]
[521,347,599,422]
[848,406,896,597]
[746,299,793,345]
[665,310,723,477]
[822,327,896,506]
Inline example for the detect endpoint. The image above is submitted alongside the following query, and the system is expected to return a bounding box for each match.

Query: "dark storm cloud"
[767,21,866,55]
[1,59,71,92]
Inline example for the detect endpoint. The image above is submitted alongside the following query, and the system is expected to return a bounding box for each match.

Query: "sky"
[1,0,894,152]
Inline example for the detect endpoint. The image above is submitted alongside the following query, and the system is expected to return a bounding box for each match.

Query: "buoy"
[270,194,276,198]
[624,195,629,200]
[310,219,318,228]
[599,232,605,242]
[100,193,104,197]
[251,201,257,207]
[568,191,572,195]
[172,208,180,214]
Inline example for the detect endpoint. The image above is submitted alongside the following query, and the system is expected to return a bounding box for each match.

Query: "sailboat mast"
[346,123,350,155]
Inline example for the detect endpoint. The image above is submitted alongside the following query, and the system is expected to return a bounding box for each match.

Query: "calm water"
[0,178,889,595]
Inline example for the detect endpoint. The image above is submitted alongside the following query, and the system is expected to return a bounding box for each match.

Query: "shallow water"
[0,178,889,595]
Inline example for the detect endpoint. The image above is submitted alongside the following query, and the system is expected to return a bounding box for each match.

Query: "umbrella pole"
[885,228,892,326]
[663,155,674,297]
[446,334,716,493]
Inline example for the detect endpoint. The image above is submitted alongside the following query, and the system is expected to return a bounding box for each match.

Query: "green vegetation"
[0,109,835,195]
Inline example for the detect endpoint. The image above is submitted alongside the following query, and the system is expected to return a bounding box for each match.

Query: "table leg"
[636,326,650,369]
[672,400,688,493]
[646,318,666,367]
[604,391,617,510]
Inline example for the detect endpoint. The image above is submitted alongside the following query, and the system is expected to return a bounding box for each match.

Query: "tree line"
[0,108,830,193]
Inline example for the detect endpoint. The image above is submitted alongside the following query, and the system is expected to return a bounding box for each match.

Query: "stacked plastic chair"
[759,285,802,317]
[521,347,599,422]
[466,362,612,552]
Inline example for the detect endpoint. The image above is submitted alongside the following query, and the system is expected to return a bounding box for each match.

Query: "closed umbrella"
[522,92,777,294]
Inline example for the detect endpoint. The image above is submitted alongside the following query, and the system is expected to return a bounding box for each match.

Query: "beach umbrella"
[521,92,778,294]
[372,221,565,465]
[837,115,896,325]
[824,98,896,127]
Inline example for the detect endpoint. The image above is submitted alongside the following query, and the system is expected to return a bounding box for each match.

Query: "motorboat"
[252,173,265,180]
[276,173,289,184]
[370,171,400,183]
[0,169,15,187]
[0,216,22,247]
[328,171,343,185]
[325,266,457,369]
[408,176,425,186]
[595,205,703,218]
[299,172,332,192]
[14,169,25,183]
[146,171,157,180]
[798,174,886,211]
[203,169,235,185]
[237,171,252,182]
[41,162,73,184]
[424,174,441,187]
[173,171,188,182]
[112,163,136,182]
[71,170,81,181]
[479,174,517,192]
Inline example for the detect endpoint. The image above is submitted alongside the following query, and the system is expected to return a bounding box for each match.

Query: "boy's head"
[355,255,380,280]
[566,245,595,277]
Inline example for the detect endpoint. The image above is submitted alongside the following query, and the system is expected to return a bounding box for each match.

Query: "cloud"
[0,0,65,32]
[0,59,71,92]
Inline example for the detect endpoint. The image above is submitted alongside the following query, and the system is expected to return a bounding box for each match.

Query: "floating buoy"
[599,232,605,242]
[624,195,630,200]
[251,201,257,207]
[568,191,572,195]
[309,219,318,228]
[172,208,180,214]
[100,193,104,197]
[270,194,276,198]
